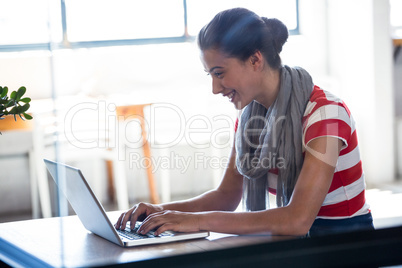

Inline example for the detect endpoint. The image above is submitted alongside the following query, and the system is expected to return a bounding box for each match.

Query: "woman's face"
[201,49,262,110]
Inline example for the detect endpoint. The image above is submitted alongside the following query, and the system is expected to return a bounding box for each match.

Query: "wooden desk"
[1,211,402,267]
[0,211,293,267]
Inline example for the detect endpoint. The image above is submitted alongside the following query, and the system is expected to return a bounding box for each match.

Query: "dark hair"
[198,8,288,69]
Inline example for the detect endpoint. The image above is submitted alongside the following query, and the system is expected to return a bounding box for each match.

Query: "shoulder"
[304,86,351,118]
[303,86,352,127]
[302,86,355,149]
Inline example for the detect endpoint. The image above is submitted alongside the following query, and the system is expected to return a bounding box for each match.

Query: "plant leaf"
[6,99,15,108]
[16,86,26,100]
[23,113,33,120]
[19,97,31,103]
[20,103,30,113]
[0,87,8,98]
[10,91,17,100]
[9,106,18,114]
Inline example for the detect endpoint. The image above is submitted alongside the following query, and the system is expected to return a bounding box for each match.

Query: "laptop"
[44,159,209,247]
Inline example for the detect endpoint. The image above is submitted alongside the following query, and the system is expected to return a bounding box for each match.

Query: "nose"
[212,77,224,95]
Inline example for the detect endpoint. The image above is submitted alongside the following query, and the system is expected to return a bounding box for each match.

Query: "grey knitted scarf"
[235,65,314,211]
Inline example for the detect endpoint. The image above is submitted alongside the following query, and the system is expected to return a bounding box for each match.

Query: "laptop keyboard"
[117,222,174,240]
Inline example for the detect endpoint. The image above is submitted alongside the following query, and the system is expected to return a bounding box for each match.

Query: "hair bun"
[262,17,289,53]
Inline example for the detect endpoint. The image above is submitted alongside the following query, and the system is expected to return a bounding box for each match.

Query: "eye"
[214,72,223,78]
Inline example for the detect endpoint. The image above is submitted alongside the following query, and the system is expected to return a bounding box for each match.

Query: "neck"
[255,67,281,109]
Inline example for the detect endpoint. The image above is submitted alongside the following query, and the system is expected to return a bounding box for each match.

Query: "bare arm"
[115,140,243,230]
[137,136,342,236]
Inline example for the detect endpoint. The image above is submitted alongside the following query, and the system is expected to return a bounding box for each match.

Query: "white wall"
[286,0,396,184]
[326,0,395,184]
[395,26,402,178]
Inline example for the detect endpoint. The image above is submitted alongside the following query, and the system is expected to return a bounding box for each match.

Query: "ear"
[249,51,264,70]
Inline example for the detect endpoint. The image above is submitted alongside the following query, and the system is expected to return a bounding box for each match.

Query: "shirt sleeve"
[303,102,352,150]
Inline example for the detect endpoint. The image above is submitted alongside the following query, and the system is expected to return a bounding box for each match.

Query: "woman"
[115,8,374,237]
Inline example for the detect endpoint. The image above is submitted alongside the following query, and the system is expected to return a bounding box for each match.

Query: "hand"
[137,210,202,236]
[114,202,163,231]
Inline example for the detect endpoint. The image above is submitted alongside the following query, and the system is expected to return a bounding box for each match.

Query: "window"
[66,0,184,42]
[0,0,299,51]
[186,0,299,36]
[0,0,62,46]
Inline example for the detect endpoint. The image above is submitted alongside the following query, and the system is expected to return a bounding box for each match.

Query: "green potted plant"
[0,86,33,134]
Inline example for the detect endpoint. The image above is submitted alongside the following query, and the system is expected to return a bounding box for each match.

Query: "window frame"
[0,0,299,52]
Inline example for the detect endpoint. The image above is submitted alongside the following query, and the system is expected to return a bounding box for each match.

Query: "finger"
[129,206,143,230]
[119,212,128,230]
[154,223,175,236]
[139,221,162,235]
[116,212,128,229]
[138,211,167,234]
[119,207,136,230]
[114,213,125,229]
[129,203,150,230]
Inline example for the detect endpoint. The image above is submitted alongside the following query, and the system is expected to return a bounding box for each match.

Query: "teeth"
[228,91,235,101]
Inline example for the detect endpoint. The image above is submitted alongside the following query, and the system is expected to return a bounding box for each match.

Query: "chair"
[32,101,166,217]
[114,104,161,204]
[0,115,52,218]
[30,98,131,216]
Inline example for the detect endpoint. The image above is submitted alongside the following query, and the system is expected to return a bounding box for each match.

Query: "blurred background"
[0,0,401,230]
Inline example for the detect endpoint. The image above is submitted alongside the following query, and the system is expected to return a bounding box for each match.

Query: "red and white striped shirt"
[301,86,370,219]
[237,86,370,219]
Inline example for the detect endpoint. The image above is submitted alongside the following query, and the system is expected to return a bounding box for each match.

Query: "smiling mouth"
[224,90,236,102]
